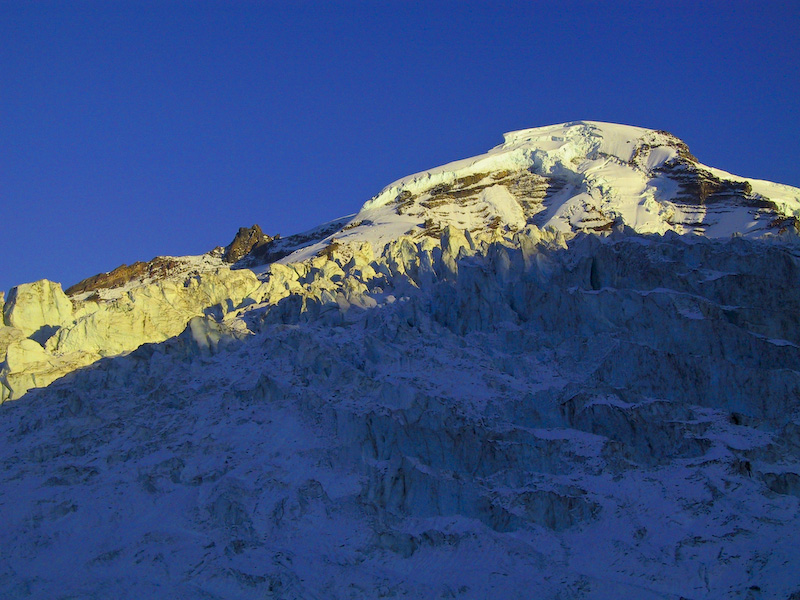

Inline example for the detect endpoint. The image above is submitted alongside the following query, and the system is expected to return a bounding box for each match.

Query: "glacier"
[1,121,800,599]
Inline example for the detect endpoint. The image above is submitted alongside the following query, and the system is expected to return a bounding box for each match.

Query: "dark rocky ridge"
[63,225,277,297]
[656,162,762,206]
[222,224,274,264]
[628,129,698,166]
[64,257,185,297]
[231,217,351,268]
[630,130,768,208]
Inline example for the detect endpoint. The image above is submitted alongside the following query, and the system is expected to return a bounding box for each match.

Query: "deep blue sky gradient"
[2,1,799,294]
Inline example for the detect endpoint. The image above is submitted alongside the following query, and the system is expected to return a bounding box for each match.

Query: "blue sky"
[2,1,798,294]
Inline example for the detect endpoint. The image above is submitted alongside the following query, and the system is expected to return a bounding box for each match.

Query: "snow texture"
[1,122,800,599]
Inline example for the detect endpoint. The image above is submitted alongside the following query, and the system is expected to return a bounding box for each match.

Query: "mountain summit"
[275,120,800,265]
[5,121,798,402]
[1,122,800,598]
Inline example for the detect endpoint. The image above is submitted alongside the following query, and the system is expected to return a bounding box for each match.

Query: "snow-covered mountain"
[1,121,800,599]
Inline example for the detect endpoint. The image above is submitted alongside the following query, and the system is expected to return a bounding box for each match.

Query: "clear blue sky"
[2,1,798,295]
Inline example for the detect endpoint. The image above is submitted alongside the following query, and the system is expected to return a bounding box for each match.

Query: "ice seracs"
[2,219,800,597]
[1,120,800,598]
[2,280,74,338]
[3,121,800,402]
[0,258,261,401]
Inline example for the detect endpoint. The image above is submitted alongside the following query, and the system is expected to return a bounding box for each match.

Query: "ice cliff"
[1,121,800,599]
[0,256,260,402]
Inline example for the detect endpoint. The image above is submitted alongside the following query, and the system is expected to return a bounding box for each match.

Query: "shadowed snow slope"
[1,122,800,599]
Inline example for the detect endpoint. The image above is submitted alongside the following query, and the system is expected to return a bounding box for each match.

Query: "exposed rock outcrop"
[64,256,186,296]
[222,224,273,264]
